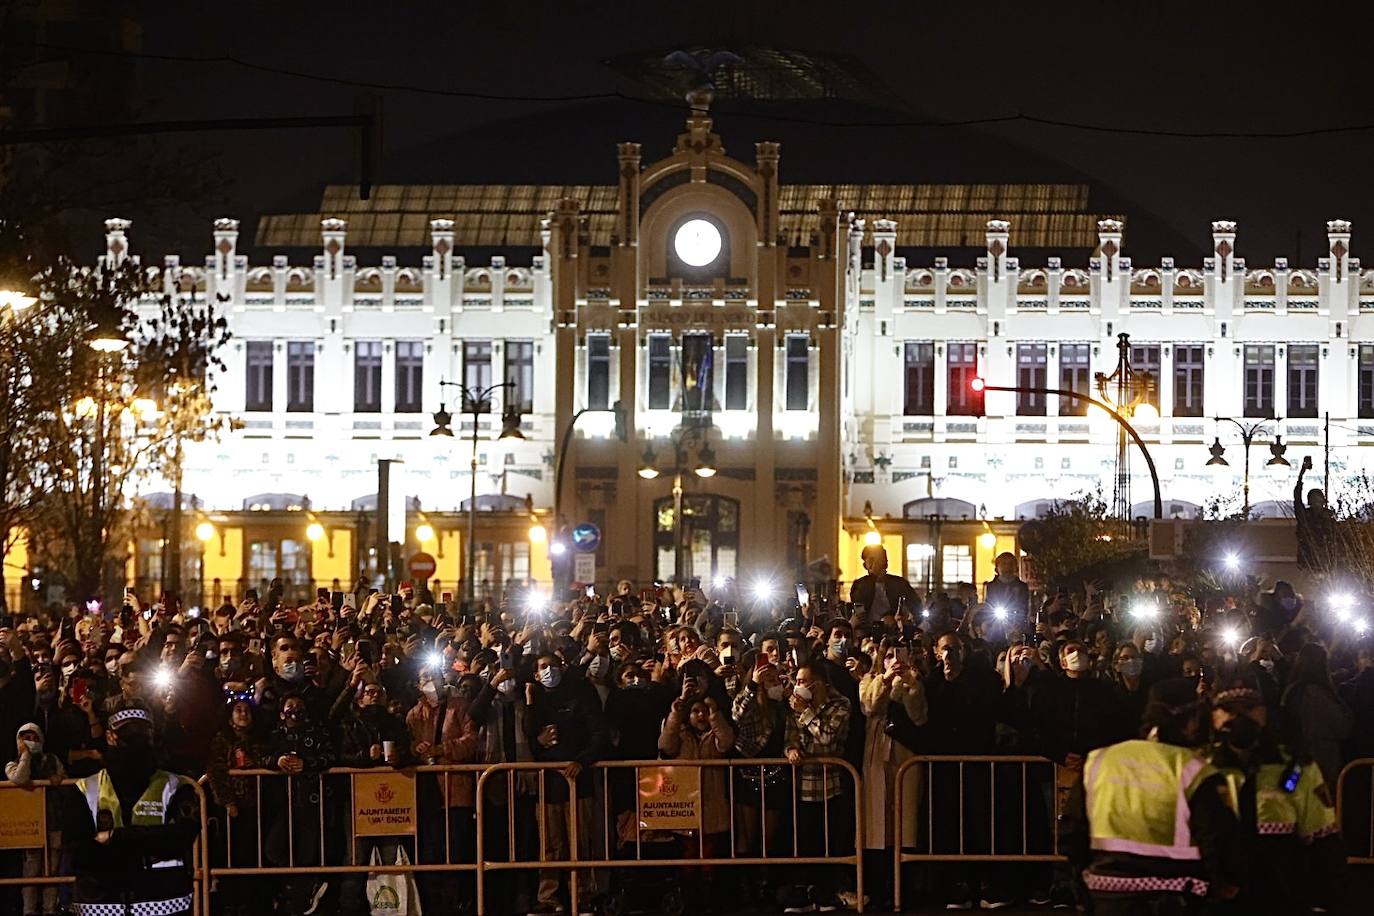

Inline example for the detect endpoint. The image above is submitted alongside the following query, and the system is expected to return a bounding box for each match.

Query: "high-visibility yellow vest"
[1212,751,1338,842]
[1085,739,1218,860]
[78,769,184,868]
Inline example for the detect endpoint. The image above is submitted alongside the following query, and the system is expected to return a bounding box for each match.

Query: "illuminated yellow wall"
[311,528,353,587]
[203,527,244,594]
[4,530,28,610]
[529,535,550,589]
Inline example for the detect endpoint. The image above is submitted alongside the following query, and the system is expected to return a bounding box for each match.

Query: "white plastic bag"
[367,844,420,916]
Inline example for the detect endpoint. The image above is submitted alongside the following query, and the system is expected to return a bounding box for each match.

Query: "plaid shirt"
[785,692,851,801]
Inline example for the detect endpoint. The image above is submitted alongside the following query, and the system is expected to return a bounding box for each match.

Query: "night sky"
[13,1,1374,266]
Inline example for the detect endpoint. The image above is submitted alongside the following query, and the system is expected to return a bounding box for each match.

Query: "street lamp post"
[636,425,716,583]
[972,377,1164,518]
[552,401,628,533]
[1205,417,1290,517]
[430,380,523,602]
[1095,333,1156,522]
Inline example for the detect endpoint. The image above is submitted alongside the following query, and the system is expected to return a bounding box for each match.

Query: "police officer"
[61,705,200,916]
[1082,678,1242,915]
[1206,678,1345,914]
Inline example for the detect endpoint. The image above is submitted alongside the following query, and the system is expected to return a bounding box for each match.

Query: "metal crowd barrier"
[891,755,1066,911]
[0,776,212,916]
[1336,756,1374,865]
[200,758,864,915]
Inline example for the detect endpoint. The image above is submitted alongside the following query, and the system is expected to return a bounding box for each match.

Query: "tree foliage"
[0,246,232,603]
[1018,490,1148,590]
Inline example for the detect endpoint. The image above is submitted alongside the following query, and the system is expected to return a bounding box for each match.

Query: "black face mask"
[1218,716,1262,750]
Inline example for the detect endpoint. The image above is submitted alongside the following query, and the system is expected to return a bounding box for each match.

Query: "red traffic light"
[970,377,986,392]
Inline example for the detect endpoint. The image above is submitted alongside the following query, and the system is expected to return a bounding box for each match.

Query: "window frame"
[394,340,424,413]
[245,340,274,413]
[784,334,810,412]
[1016,343,1048,416]
[903,341,935,416]
[353,340,383,413]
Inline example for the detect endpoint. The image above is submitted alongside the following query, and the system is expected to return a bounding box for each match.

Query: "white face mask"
[420,681,439,702]
[21,739,40,754]
[61,663,77,678]
[1143,637,1158,654]
[1064,650,1090,673]
[497,678,518,696]
[1258,658,1275,673]
[609,644,629,662]
[765,684,786,701]
[587,655,609,679]
[105,660,121,677]
[791,684,812,704]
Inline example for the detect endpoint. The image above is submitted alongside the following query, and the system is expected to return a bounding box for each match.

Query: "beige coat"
[658,703,736,835]
[859,671,928,849]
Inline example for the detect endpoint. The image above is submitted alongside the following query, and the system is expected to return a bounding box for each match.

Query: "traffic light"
[970,376,986,417]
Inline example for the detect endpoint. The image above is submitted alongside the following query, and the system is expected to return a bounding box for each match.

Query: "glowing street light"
[863,530,882,547]
[414,523,435,543]
[305,521,326,542]
[195,521,216,543]
[528,523,547,543]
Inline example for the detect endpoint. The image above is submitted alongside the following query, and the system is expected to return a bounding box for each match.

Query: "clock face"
[673,218,722,268]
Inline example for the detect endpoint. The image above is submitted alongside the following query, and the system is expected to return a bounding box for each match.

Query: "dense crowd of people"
[1,545,1371,915]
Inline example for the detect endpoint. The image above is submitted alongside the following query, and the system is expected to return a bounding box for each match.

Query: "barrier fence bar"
[1336,756,1374,865]
[891,755,1066,912]
[0,776,212,916]
[10,754,1374,916]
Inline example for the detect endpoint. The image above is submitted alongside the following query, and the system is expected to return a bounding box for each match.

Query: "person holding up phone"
[850,545,918,625]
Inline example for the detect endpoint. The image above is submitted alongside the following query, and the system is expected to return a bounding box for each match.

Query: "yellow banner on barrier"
[637,766,701,830]
[0,786,46,849]
[353,772,417,837]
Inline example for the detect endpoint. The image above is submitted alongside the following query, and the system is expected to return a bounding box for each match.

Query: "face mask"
[280,662,303,683]
[420,681,439,702]
[765,684,787,701]
[282,708,303,723]
[1064,651,1090,673]
[538,667,562,689]
[21,739,40,753]
[587,655,609,679]
[1258,658,1275,673]
[791,684,812,703]
[497,678,518,696]
[1143,637,1158,654]
[1218,716,1262,750]
[1279,597,1298,612]
[610,644,629,662]
[105,660,121,677]
[61,663,77,678]
[1118,658,1144,678]
[829,638,848,657]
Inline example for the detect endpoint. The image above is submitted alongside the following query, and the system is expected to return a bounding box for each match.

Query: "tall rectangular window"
[647,334,672,409]
[462,340,492,412]
[903,342,935,415]
[1059,343,1091,416]
[245,341,273,412]
[586,334,611,410]
[1287,344,1319,418]
[286,342,313,412]
[941,544,973,591]
[1130,343,1161,408]
[505,340,534,414]
[681,333,714,413]
[946,342,978,415]
[1174,344,1205,417]
[353,340,382,412]
[724,335,748,410]
[1361,346,1374,419]
[394,340,424,413]
[1244,345,1276,418]
[1016,343,1048,415]
[785,334,809,411]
